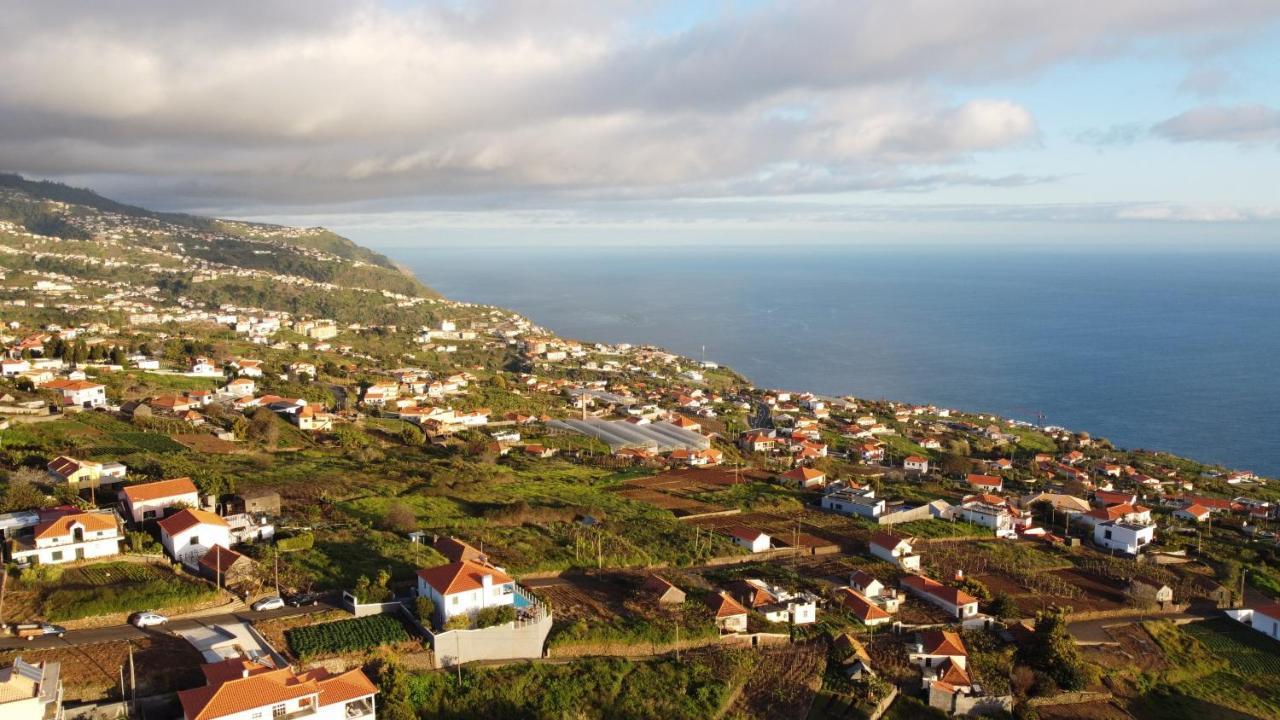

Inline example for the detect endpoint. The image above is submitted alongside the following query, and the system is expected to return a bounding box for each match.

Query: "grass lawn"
[894,519,992,539]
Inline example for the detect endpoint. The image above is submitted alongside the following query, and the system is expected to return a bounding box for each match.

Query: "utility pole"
[128,642,136,717]
[0,565,7,632]
[119,666,127,720]
[274,550,280,596]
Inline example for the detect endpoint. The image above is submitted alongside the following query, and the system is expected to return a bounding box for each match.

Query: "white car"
[130,612,168,628]
[252,596,285,612]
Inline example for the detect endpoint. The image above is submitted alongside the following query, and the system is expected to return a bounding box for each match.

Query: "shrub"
[476,605,516,628]
[444,614,471,631]
[415,596,436,622]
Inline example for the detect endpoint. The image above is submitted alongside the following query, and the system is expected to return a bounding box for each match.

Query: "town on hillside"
[1,179,1279,719]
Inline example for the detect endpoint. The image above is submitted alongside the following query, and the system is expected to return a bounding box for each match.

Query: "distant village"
[1,183,1278,720]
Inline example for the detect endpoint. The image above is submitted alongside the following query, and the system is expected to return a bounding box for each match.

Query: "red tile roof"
[705,591,748,619]
[121,477,198,503]
[32,511,117,541]
[902,575,977,607]
[838,588,890,623]
[416,559,513,596]
[157,508,228,536]
[918,630,969,658]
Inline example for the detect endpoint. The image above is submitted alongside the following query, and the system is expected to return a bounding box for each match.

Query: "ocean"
[373,243,1280,477]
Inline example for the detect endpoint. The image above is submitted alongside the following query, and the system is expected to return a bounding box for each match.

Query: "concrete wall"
[429,611,553,669]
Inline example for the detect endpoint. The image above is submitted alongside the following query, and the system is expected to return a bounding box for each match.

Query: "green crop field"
[285,614,413,659]
[114,432,187,453]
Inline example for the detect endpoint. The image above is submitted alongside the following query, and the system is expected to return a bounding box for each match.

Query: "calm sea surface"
[375,244,1280,476]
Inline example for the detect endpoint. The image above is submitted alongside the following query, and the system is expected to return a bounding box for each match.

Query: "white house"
[909,630,973,693]
[11,510,121,565]
[1093,520,1155,555]
[724,526,771,553]
[904,456,930,473]
[1080,503,1153,528]
[1250,603,1280,642]
[0,657,64,720]
[901,575,980,619]
[1,359,31,377]
[729,579,817,625]
[869,531,921,571]
[120,477,201,523]
[706,592,749,633]
[178,658,377,720]
[46,456,127,486]
[158,509,231,566]
[821,486,885,519]
[1174,503,1211,523]
[848,569,902,613]
[45,380,106,409]
[955,500,1016,539]
[416,559,516,624]
[221,378,255,398]
[189,357,219,375]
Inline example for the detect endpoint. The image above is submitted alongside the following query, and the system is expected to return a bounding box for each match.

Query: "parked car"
[284,592,320,607]
[252,596,285,612]
[129,612,168,628]
[14,622,66,640]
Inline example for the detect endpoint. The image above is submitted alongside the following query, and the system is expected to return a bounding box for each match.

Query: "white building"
[901,575,980,620]
[1250,603,1280,642]
[416,559,516,624]
[724,527,771,553]
[869,531,921,571]
[11,511,121,566]
[904,456,930,473]
[159,509,231,566]
[1,359,31,377]
[0,657,63,720]
[120,477,201,523]
[1093,520,1155,555]
[221,378,255,398]
[46,380,106,409]
[821,486,885,519]
[178,658,376,720]
[955,501,1016,539]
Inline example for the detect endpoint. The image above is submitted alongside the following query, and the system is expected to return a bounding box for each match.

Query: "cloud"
[1152,104,1280,144]
[0,0,1277,213]
[1075,123,1146,147]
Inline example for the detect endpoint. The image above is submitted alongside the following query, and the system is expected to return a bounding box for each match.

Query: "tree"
[1021,606,1093,692]
[415,595,436,623]
[368,657,416,720]
[0,468,49,512]
[247,407,280,446]
[988,593,1019,620]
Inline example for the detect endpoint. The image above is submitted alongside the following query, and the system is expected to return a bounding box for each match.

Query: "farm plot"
[285,613,417,660]
[689,511,842,553]
[1046,568,1130,611]
[528,573,637,624]
[173,433,242,454]
[0,635,204,702]
[727,642,825,720]
[115,432,187,453]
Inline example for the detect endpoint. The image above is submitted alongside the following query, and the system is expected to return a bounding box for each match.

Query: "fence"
[339,591,408,618]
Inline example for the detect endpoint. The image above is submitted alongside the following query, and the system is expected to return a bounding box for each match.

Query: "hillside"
[0,173,439,322]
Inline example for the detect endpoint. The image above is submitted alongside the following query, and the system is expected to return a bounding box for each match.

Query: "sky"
[2,0,1279,246]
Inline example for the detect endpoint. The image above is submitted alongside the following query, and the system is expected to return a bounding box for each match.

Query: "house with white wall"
[723,526,771,553]
[10,510,120,566]
[120,477,201,523]
[44,379,106,409]
[1093,520,1155,555]
[158,509,231,566]
[178,657,377,720]
[416,560,516,625]
[901,575,979,619]
[0,657,64,720]
[869,531,921,571]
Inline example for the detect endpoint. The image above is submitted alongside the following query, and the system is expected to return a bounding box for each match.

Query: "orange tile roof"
[938,660,972,686]
[838,588,890,623]
[179,663,359,720]
[919,630,969,658]
[32,511,117,541]
[432,536,487,564]
[121,477,198,503]
[157,508,228,536]
[966,474,1002,487]
[1255,603,1280,620]
[869,531,911,551]
[902,576,978,607]
[198,545,249,575]
[416,559,513,596]
[706,591,748,618]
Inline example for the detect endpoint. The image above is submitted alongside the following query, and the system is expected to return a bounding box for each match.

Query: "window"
[451,596,459,605]
[1104,530,1112,540]
[143,510,156,520]
[252,713,263,719]
[272,704,286,718]
[190,536,199,546]
[51,550,63,561]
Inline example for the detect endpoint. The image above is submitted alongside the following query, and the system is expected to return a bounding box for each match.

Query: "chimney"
[954,569,964,581]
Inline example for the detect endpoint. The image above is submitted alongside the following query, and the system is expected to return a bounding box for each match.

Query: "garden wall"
[428,611,553,669]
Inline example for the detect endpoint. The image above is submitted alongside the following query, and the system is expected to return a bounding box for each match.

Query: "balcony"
[345,699,374,718]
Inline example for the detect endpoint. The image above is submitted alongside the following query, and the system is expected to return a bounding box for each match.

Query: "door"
[76,548,85,560]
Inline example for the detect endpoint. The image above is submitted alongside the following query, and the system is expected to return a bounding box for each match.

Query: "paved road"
[0,600,336,651]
